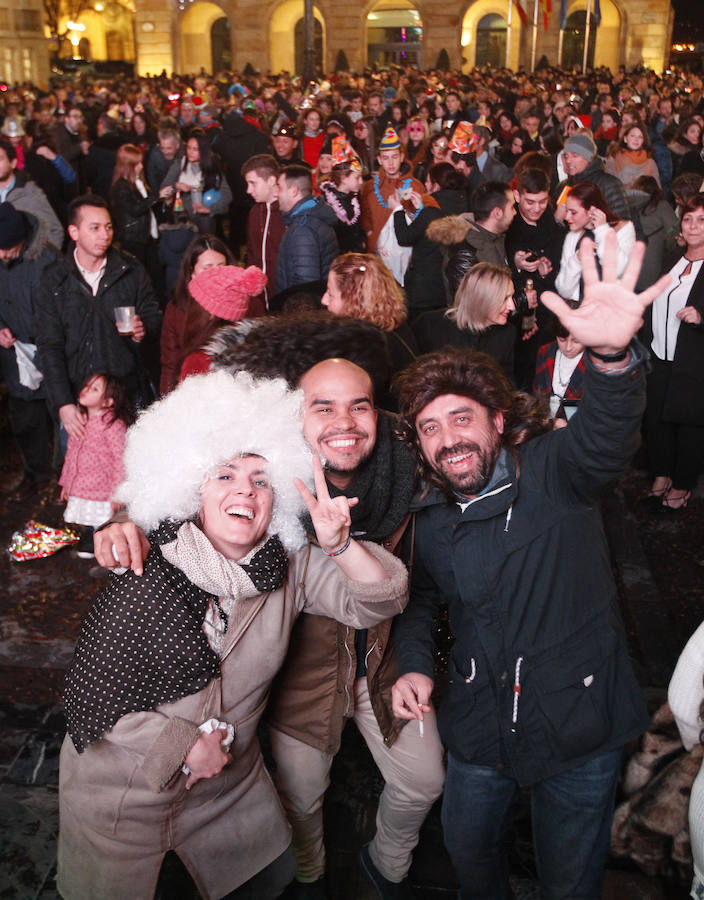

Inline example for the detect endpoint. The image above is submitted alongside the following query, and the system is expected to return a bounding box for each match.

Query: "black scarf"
[304,411,417,544]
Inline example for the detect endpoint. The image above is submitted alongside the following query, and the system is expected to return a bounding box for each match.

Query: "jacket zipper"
[342,628,354,716]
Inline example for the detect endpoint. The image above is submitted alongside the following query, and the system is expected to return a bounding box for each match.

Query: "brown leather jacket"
[266,517,410,753]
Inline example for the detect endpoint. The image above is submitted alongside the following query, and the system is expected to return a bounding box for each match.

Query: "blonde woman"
[412,262,517,379]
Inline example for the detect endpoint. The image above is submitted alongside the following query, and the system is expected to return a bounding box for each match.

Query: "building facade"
[130,0,674,77]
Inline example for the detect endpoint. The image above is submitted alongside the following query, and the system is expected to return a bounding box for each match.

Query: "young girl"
[60,373,135,558]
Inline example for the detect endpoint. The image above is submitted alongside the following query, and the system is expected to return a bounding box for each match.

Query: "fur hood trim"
[426,212,476,246]
[115,370,313,552]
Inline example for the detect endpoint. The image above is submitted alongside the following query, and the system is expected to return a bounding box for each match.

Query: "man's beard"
[319,435,374,479]
[432,434,501,498]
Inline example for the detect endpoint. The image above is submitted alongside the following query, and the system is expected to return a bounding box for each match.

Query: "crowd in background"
[2,57,704,900]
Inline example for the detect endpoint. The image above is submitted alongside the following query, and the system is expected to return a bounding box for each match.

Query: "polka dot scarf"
[64,520,289,753]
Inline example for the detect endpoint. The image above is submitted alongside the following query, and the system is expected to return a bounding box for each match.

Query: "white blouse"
[555,221,636,305]
[650,256,703,362]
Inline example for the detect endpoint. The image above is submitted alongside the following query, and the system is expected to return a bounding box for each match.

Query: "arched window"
[476,13,506,68]
[294,17,323,74]
[211,17,231,72]
[563,10,596,69]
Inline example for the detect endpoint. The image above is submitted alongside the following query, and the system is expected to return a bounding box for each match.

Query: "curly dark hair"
[394,348,550,494]
[208,310,393,400]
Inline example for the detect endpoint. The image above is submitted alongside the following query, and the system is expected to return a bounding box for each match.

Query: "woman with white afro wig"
[58,371,408,900]
[115,370,312,550]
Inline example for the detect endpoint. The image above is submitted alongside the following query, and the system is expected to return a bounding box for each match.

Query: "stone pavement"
[0,403,700,899]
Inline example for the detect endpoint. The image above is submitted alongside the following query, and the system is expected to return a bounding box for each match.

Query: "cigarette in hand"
[419,719,424,738]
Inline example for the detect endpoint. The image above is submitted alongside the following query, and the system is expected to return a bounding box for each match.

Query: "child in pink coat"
[59,373,135,557]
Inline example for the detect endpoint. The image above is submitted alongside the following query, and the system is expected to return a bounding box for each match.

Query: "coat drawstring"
[511,656,524,732]
[504,503,513,532]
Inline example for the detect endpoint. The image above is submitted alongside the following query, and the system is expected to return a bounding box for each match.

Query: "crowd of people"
[2,58,704,900]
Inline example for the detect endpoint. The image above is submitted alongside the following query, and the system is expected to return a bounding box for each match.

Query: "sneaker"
[359,845,415,900]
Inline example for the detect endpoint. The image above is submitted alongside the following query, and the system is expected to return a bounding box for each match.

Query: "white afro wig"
[114,370,313,551]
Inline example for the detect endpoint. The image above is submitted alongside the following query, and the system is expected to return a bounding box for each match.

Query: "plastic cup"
[115,306,136,335]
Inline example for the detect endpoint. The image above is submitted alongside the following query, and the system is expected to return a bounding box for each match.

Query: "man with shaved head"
[95,346,444,900]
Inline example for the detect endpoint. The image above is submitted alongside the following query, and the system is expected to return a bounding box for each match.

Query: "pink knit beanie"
[188,265,267,321]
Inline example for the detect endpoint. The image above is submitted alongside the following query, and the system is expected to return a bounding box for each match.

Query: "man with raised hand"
[391,236,668,900]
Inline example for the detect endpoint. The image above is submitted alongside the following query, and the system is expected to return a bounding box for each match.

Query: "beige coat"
[58,541,407,900]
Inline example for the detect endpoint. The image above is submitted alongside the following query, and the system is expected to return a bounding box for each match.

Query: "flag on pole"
[516,0,528,26]
[593,0,601,26]
[559,0,567,29]
[540,0,552,29]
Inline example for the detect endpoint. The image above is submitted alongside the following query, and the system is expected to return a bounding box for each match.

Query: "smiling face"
[300,359,378,489]
[564,196,591,232]
[488,284,515,326]
[516,189,549,225]
[273,135,297,159]
[562,150,590,176]
[199,455,274,560]
[624,126,644,151]
[416,393,504,498]
[681,205,704,254]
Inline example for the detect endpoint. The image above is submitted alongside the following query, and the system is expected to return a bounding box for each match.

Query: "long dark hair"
[171,234,235,310]
[181,127,224,191]
[78,371,136,427]
[568,181,619,227]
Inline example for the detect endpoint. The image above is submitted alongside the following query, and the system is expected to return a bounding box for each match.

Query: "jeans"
[441,747,624,900]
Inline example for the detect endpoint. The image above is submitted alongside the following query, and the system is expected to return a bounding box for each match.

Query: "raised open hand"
[541,234,671,355]
[294,456,359,553]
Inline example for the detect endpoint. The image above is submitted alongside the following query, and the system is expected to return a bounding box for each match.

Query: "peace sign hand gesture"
[294,456,359,554]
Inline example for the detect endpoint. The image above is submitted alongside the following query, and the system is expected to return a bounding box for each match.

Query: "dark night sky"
[671,0,704,40]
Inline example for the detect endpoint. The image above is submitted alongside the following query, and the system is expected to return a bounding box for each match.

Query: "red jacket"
[246,200,285,309]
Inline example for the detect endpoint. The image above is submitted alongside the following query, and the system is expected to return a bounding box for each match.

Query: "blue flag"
[593,0,601,26]
[560,0,567,29]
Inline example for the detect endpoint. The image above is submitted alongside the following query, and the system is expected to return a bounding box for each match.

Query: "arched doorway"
[106,30,125,60]
[211,17,231,72]
[179,1,228,74]
[461,0,521,71]
[476,13,506,67]
[366,0,422,68]
[270,0,325,74]
[294,18,323,75]
[560,0,621,71]
[562,11,596,68]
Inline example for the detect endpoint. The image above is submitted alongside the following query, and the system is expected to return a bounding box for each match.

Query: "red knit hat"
[189,265,267,321]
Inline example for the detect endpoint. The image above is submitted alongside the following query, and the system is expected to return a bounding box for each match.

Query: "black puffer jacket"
[276,196,339,296]
[427,213,508,304]
[0,212,61,400]
[37,247,161,410]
